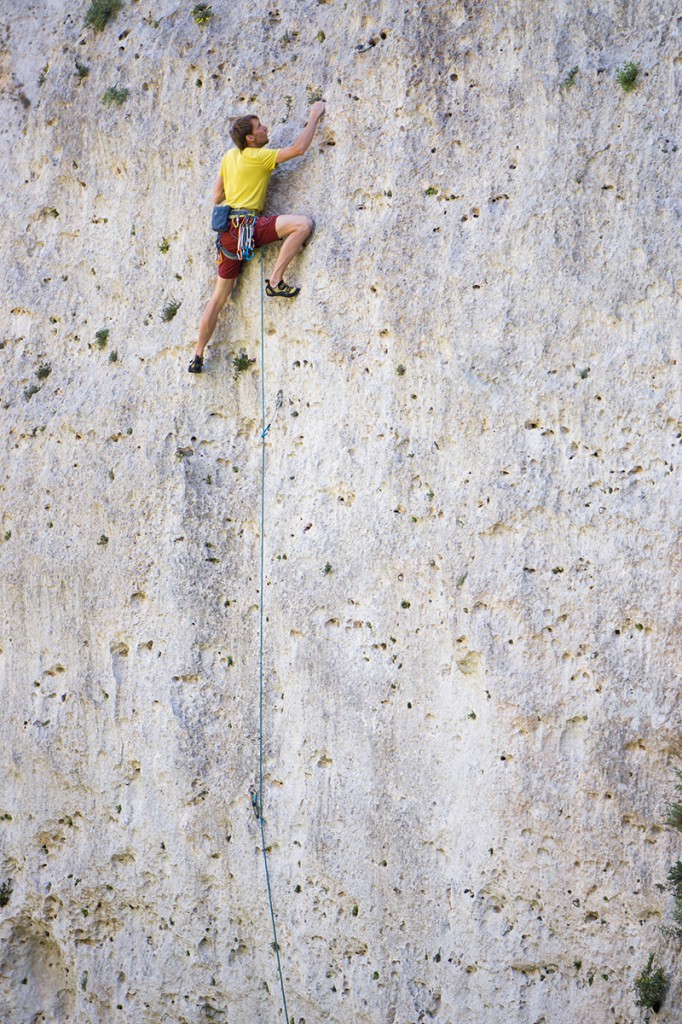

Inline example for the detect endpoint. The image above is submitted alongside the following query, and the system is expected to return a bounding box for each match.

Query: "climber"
[188,100,326,373]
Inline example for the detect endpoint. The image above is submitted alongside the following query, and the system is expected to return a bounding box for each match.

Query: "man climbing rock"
[188,100,326,373]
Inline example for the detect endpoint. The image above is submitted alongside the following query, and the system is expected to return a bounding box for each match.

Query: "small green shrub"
[36,362,51,380]
[667,802,682,829]
[158,238,170,254]
[102,86,129,106]
[560,66,579,89]
[85,0,122,32]
[396,364,406,375]
[634,953,666,1013]
[38,63,49,86]
[23,383,40,401]
[95,328,109,348]
[667,861,682,899]
[306,85,323,105]
[616,61,640,92]
[665,769,682,830]
[0,880,12,907]
[280,95,293,124]
[322,562,333,575]
[665,860,682,935]
[108,350,118,363]
[233,349,255,374]
[75,59,90,80]
[161,298,182,322]
[191,3,213,24]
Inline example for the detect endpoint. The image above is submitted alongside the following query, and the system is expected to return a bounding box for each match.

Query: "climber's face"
[248,118,269,147]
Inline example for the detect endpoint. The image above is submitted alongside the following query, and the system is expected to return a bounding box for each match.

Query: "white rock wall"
[0,1,680,1022]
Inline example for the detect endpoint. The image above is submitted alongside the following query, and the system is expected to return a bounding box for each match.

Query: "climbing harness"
[255,250,291,1024]
[215,207,258,265]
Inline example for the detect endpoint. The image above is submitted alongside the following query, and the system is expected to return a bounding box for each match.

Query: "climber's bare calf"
[269,214,313,288]
[194,277,236,361]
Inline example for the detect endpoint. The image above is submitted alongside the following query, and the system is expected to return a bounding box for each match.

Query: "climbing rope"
[254,249,291,1024]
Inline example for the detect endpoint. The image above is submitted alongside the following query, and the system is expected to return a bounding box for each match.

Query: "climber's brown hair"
[231,115,257,151]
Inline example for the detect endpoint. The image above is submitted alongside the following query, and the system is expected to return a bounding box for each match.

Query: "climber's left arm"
[213,174,225,205]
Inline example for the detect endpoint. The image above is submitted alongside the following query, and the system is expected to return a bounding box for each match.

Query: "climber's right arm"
[276,101,326,164]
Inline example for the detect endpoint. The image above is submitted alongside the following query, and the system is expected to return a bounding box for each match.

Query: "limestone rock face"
[0,2,680,1022]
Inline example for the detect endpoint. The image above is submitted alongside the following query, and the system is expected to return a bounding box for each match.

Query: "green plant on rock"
[85,0,122,31]
[560,66,578,89]
[23,383,40,401]
[158,237,170,254]
[616,61,640,92]
[665,768,682,831]
[666,802,682,829]
[75,59,90,80]
[233,349,255,374]
[0,880,12,907]
[634,953,666,1013]
[95,328,109,348]
[102,86,129,106]
[160,298,182,322]
[280,95,293,123]
[36,362,51,380]
[665,860,682,936]
[192,3,213,24]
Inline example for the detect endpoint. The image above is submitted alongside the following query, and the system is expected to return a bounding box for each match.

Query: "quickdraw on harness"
[215,207,258,265]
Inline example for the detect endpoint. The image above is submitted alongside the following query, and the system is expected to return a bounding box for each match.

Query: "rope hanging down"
[254,250,291,1024]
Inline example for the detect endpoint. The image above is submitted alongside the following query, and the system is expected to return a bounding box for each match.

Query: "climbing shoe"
[265,279,301,298]
[188,355,203,374]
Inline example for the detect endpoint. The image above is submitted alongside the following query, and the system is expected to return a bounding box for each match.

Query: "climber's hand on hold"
[310,100,326,122]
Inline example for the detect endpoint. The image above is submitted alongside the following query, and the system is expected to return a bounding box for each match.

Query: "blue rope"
[257,249,290,1024]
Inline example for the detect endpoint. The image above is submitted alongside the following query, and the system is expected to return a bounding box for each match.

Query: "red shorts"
[217,214,280,279]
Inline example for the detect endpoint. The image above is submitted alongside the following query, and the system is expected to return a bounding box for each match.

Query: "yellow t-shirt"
[220,146,279,214]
